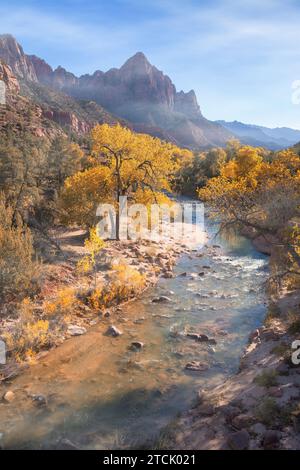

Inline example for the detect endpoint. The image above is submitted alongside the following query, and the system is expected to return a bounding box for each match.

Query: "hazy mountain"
[217,120,300,150]
[0,34,233,148]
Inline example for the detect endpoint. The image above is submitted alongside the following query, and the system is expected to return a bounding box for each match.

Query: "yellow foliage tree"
[198,146,300,282]
[77,227,105,287]
[60,124,183,237]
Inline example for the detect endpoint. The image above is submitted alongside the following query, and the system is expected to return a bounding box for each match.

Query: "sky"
[1,0,300,128]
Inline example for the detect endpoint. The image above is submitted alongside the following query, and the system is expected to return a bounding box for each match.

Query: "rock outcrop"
[0,34,37,81]
[0,59,20,94]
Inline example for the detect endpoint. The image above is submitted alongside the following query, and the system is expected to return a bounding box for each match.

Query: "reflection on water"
[1,218,268,449]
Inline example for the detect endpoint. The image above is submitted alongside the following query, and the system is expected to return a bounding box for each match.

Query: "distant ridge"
[217,120,300,150]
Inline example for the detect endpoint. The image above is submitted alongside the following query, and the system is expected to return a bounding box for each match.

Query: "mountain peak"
[125,51,149,63]
[120,52,153,75]
[0,33,18,43]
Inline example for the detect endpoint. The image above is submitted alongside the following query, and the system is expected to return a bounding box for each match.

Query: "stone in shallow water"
[106,325,123,337]
[3,391,15,403]
[31,394,48,407]
[152,296,172,303]
[185,361,209,372]
[130,341,144,351]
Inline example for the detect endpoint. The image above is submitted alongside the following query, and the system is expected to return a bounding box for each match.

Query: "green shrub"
[254,369,278,388]
[0,197,39,301]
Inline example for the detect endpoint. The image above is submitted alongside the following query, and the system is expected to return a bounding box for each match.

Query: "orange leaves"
[60,123,184,228]
[59,165,113,227]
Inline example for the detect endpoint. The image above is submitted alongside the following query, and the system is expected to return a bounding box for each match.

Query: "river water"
[0,217,268,449]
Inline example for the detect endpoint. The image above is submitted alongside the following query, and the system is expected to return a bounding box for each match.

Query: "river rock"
[185,361,209,372]
[198,272,205,277]
[228,430,250,450]
[106,325,122,337]
[31,394,48,407]
[130,341,144,351]
[221,405,241,422]
[189,273,199,279]
[186,333,202,341]
[262,430,281,449]
[67,325,87,336]
[197,403,215,416]
[197,334,210,342]
[3,391,15,403]
[232,414,254,430]
[250,423,266,436]
[152,296,171,303]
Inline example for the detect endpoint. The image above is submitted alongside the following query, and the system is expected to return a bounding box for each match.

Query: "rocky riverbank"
[0,226,206,382]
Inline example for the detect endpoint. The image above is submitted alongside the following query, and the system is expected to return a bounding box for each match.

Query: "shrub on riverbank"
[2,298,54,363]
[86,262,146,310]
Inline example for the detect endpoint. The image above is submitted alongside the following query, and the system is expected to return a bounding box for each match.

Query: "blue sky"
[1,0,300,128]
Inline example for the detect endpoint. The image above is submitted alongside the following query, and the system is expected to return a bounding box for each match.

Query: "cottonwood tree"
[60,124,184,237]
[198,145,300,284]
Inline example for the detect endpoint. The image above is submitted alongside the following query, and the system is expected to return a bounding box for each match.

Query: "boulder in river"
[106,325,123,337]
[185,361,209,372]
[3,391,15,403]
[31,394,48,407]
[152,296,171,303]
[186,332,216,344]
[262,430,281,449]
[186,332,203,341]
[130,341,144,351]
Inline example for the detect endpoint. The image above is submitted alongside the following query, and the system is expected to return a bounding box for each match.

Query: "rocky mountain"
[0,58,125,140]
[0,59,63,139]
[0,34,233,148]
[217,120,300,150]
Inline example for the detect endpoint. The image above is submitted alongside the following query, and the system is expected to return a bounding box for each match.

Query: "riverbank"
[0,225,206,381]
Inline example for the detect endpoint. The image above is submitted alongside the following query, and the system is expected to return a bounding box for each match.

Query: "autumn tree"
[60,124,182,236]
[198,145,300,282]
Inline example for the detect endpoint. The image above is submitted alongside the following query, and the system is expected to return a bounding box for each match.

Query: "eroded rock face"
[0,60,20,95]
[42,109,91,134]
[0,34,37,81]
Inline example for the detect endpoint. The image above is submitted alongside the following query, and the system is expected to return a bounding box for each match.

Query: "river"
[0,216,268,449]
